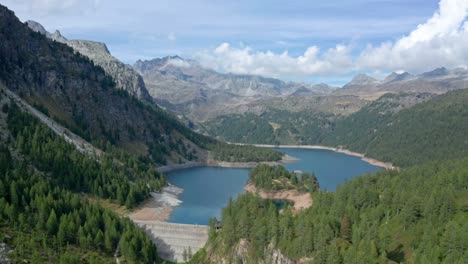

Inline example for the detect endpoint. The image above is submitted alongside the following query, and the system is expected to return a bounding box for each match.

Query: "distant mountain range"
[134,54,468,125]
[336,67,468,99]
[22,20,468,133]
[133,56,336,121]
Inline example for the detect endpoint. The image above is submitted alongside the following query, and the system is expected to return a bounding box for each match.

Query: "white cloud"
[166,58,190,68]
[357,0,468,72]
[197,0,468,78]
[197,43,353,78]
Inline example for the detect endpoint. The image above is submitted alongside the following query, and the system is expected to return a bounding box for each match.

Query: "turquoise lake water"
[166,148,382,225]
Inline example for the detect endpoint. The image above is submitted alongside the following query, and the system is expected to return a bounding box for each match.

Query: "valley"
[0,1,467,264]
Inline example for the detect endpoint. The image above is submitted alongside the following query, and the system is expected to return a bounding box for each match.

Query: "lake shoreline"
[157,154,299,173]
[244,182,312,212]
[234,143,397,170]
[129,185,183,222]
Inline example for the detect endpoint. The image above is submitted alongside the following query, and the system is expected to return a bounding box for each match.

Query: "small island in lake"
[244,164,319,212]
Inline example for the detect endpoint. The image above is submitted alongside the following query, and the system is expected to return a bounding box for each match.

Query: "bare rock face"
[134,56,336,121]
[0,242,11,264]
[217,239,302,264]
[0,10,207,164]
[26,21,152,102]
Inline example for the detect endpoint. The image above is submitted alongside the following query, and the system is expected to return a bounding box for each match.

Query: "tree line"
[249,164,319,192]
[6,102,166,209]
[206,158,468,263]
[0,108,161,263]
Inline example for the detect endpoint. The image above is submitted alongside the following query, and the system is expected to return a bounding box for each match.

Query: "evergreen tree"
[340,214,352,242]
[46,209,58,235]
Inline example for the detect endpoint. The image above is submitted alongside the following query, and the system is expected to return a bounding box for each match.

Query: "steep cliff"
[26,20,152,101]
[0,6,208,164]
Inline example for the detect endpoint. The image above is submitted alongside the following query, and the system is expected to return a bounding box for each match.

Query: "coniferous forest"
[1,2,468,264]
[0,99,161,263]
[207,159,468,263]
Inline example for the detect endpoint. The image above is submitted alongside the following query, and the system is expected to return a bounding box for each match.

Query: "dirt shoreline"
[129,185,183,222]
[244,183,312,212]
[236,143,397,170]
[156,154,299,173]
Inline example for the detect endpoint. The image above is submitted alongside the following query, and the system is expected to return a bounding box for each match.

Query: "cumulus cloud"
[358,0,468,72]
[197,0,468,78]
[197,43,353,78]
[166,58,191,68]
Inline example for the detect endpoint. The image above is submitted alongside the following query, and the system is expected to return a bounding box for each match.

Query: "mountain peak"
[420,67,449,79]
[25,20,49,36]
[348,74,378,85]
[383,71,412,83]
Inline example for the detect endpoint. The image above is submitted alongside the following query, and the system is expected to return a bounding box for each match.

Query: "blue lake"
[166,148,382,225]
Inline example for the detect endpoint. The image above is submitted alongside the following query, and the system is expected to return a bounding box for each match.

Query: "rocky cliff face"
[26,20,152,102]
[0,242,11,264]
[0,6,209,164]
[133,56,334,121]
[213,239,306,264]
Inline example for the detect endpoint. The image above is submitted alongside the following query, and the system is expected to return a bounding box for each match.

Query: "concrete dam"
[133,220,209,262]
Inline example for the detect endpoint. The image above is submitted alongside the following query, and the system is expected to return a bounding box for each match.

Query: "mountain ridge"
[25,20,152,101]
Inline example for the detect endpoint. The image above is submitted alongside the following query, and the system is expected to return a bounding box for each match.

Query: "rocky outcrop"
[215,239,306,264]
[133,56,335,121]
[0,6,208,164]
[26,20,152,101]
[0,242,11,264]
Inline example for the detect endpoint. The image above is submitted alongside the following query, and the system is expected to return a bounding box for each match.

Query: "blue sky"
[3,0,467,86]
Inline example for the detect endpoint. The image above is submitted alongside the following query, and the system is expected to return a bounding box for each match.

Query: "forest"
[209,143,283,162]
[0,103,161,262]
[206,89,468,167]
[6,102,166,209]
[249,164,319,192]
[0,5,282,167]
[207,158,468,263]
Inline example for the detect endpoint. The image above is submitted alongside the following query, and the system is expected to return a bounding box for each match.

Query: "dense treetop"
[207,158,468,263]
[249,164,319,192]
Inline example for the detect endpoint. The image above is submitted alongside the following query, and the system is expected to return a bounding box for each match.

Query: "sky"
[2,0,467,86]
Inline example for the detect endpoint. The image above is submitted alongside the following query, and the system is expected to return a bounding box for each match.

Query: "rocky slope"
[134,56,336,121]
[1,6,209,164]
[25,20,152,101]
[335,67,468,98]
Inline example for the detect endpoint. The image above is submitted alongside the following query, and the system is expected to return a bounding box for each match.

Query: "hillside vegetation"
[322,89,468,167]
[207,90,468,167]
[249,164,319,192]
[0,98,160,263]
[207,158,468,263]
[0,4,281,165]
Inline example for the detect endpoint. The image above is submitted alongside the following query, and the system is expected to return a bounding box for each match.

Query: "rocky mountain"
[0,6,210,165]
[383,71,413,83]
[335,67,468,98]
[25,20,152,101]
[133,56,335,121]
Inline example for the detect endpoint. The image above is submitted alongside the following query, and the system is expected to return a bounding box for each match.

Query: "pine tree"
[94,230,104,249]
[46,209,58,235]
[340,214,352,242]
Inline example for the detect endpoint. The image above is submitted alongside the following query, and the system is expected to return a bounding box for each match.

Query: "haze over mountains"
[24,20,468,129]
[133,56,336,121]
